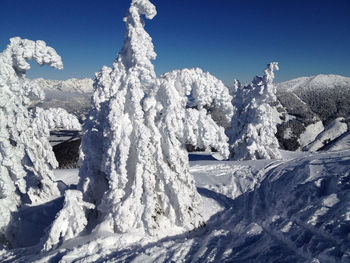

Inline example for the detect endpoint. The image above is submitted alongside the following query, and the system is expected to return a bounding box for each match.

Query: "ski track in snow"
[1,150,350,262]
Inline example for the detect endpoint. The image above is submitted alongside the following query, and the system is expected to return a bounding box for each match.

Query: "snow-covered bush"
[228,62,281,160]
[75,0,231,244]
[0,37,80,245]
[43,190,94,251]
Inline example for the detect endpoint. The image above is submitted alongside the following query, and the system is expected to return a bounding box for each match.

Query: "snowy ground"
[1,150,350,262]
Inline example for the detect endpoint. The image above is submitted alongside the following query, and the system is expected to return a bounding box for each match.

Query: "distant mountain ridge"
[30,78,93,121]
[276,74,350,151]
[277,74,350,124]
[33,78,93,94]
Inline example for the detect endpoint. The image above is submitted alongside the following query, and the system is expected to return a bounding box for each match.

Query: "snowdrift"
[1,150,349,262]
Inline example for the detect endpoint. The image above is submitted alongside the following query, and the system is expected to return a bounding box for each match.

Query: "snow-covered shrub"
[0,37,80,245]
[43,190,94,251]
[228,62,281,160]
[76,0,231,243]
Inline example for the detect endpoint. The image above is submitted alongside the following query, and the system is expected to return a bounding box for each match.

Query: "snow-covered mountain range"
[29,78,93,121]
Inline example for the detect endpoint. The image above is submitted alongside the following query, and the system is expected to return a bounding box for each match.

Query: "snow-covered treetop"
[92,0,157,108]
[245,62,279,104]
[118,0,157,82]
[264,62,279,85]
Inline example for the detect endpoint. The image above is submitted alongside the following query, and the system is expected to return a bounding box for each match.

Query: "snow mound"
[100,150,350,262]
[43,190,94,251]
[299,121,325,148]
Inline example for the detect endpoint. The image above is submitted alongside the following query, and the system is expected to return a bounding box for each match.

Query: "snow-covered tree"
[75,0,232,245]
[0,37,80,245]
[158,68,233,156]
[228,62,281,160]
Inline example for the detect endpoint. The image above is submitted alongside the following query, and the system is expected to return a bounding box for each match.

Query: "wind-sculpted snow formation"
[60,0,233,249]
[0,37,80,245]
[228,62,282,160]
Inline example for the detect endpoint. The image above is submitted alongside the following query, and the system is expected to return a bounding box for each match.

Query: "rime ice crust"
[228,62,282,160]
[0,37,80,243]
[77,0,233,242]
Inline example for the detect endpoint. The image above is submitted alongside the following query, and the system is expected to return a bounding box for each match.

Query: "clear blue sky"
[1,0,349,84]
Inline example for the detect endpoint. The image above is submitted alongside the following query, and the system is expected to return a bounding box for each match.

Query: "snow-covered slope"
[2,150,349,262]
[276,74,350,151]
[320,130,350,152]
[303,117,348,152]
[29,78,93,121]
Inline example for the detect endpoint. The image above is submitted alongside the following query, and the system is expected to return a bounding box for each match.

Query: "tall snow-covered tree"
[228,62,281,160]
[75,0,232,245]
[0,37,80,245]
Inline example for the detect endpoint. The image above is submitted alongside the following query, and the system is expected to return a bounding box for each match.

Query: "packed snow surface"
[1,149,350,262]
